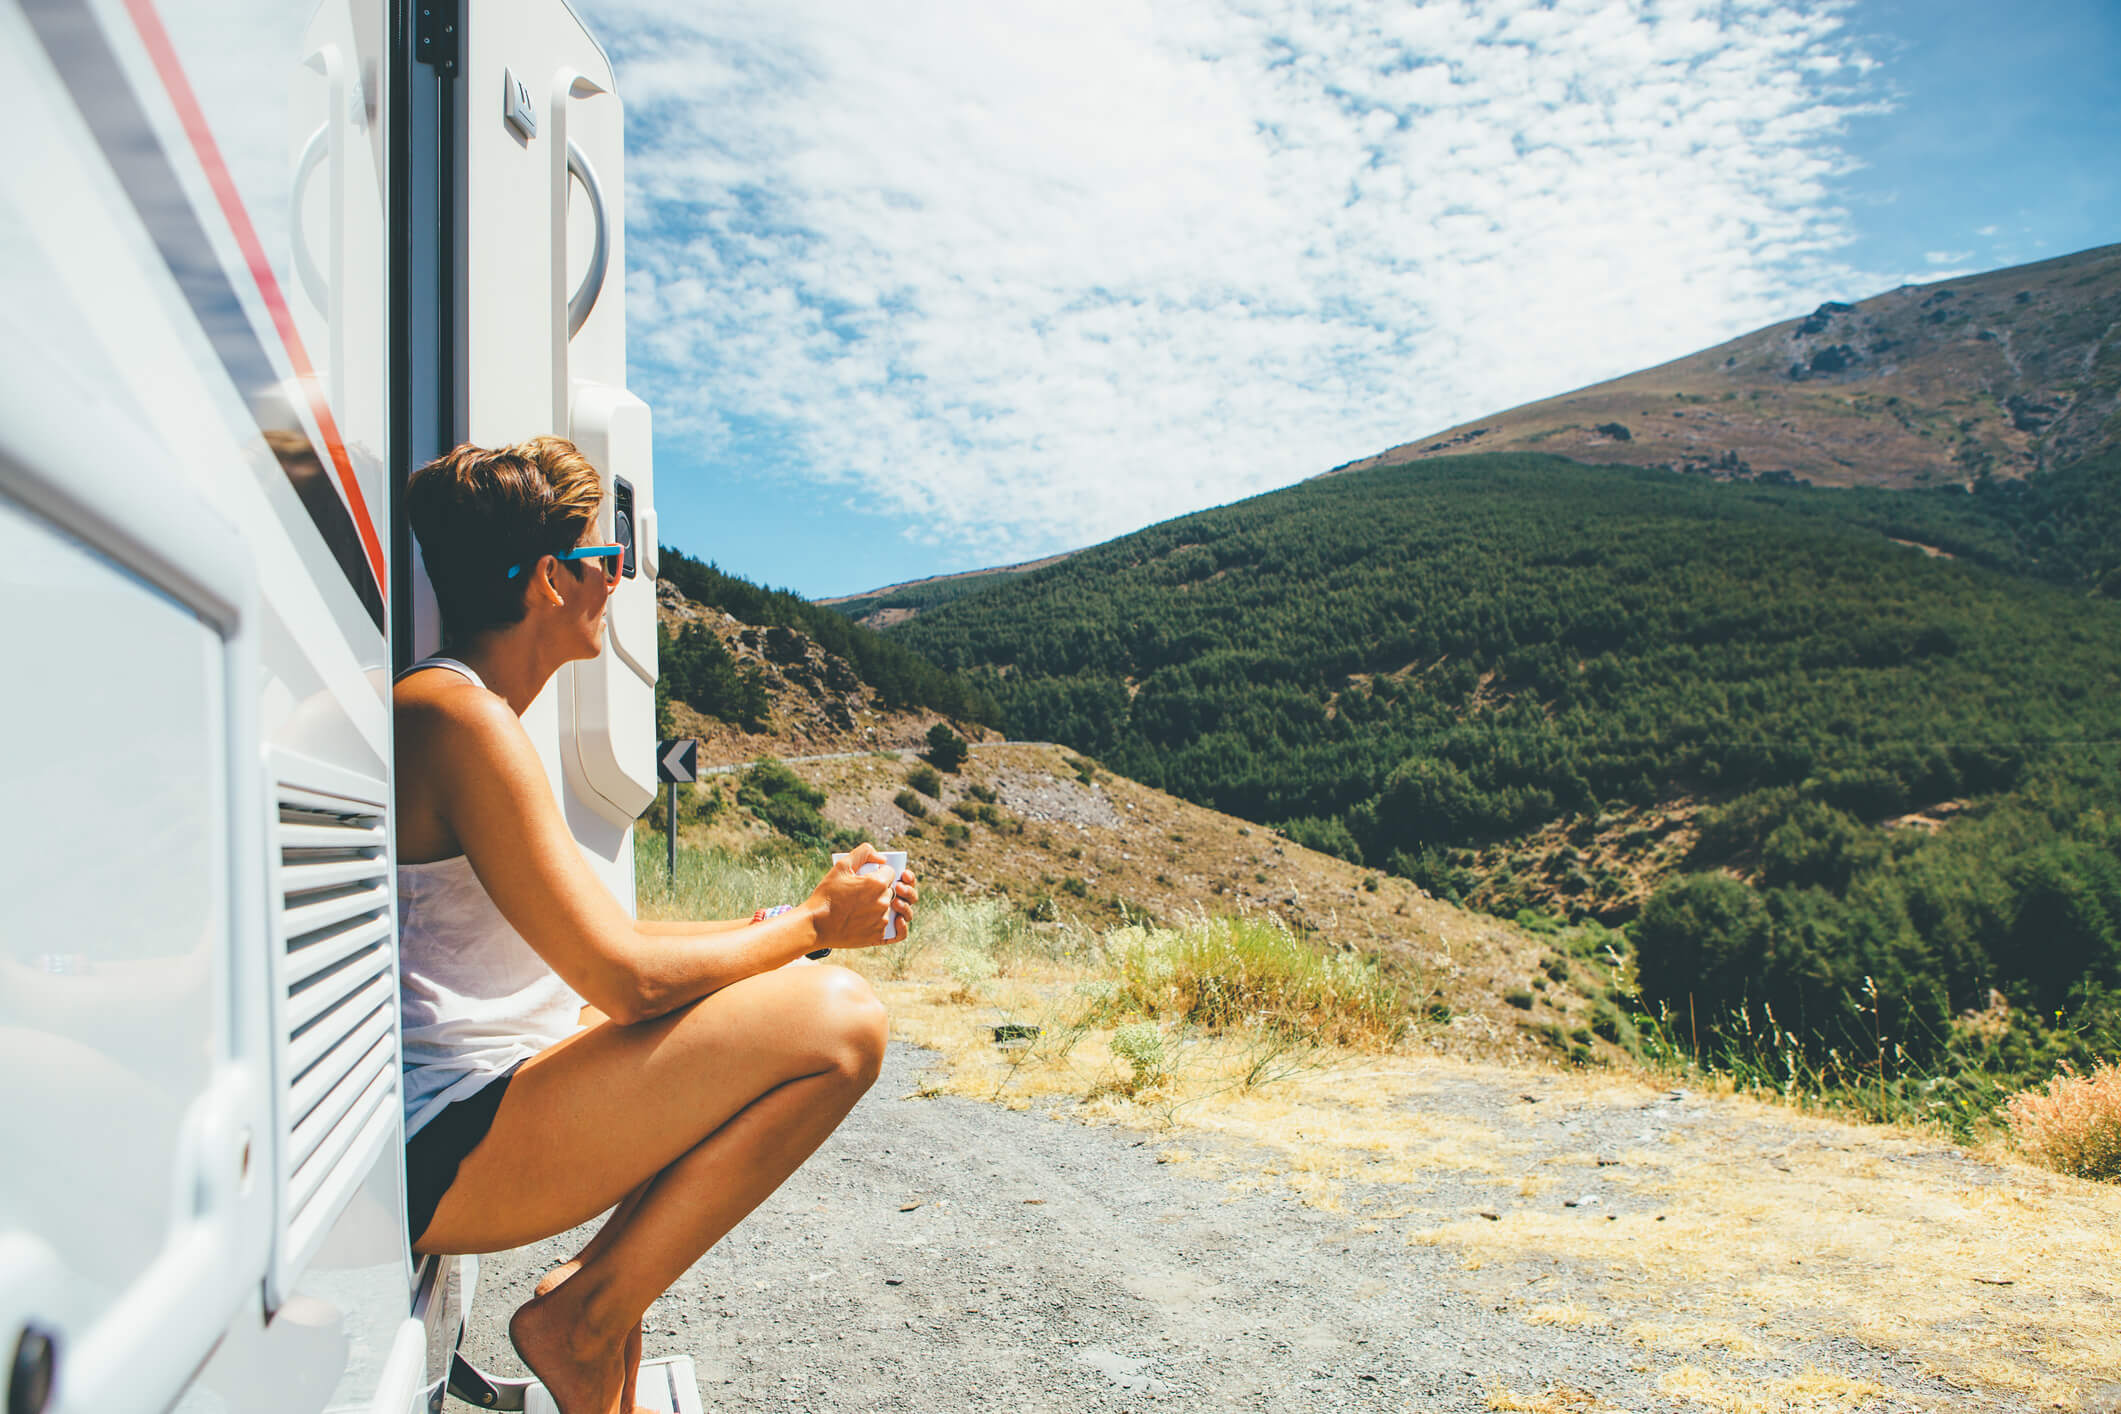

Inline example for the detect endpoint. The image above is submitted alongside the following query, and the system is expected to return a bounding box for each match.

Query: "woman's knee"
[698,963,885,1084]
[815,966,888,1087]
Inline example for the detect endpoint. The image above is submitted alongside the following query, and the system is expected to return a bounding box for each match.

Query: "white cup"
[832,850,909,941]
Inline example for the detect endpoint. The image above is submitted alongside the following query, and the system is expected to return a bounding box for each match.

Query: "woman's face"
[559,524,620,660]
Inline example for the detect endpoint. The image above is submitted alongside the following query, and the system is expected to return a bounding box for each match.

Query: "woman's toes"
[533,1259,583,1299]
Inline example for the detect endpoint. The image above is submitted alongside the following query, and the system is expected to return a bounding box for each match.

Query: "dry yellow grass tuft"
[2003,1062,2121,1182]
[1484,1382,1607,1412]
[1657,1364,1891,1414]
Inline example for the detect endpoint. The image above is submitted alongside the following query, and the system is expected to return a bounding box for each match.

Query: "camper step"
[452,1353,702,1413]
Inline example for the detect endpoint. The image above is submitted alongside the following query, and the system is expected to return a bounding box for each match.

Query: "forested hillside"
[888,452,2121,1083]
[658,546,1000,726]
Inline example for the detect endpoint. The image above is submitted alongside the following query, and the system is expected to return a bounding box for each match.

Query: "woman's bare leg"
[510,1064,877,1412]
[534,1182,649,1413]
[416,964,887,1414]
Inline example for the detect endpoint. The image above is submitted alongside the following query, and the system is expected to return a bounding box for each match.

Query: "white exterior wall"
[1,1,656,1411]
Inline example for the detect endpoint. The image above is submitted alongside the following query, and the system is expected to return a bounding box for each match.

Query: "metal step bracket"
[448,1352,703,1412]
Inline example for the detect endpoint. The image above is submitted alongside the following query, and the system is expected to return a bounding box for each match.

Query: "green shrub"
[1590,1001,1636,1048]
[1759,801,1883,892]
[737,760,845,847]
[941,822,970,848]
[944,945,998,998]
[683,783,723,824]
[894,789,928,818]
[967,783,997,803]
[1110,1021,1167,1095]
[1505,989,1534,1010]
[925,723,969,772]
[1635,873,1769,1017]
[1282,815,1364,865]
[907,764,943,798]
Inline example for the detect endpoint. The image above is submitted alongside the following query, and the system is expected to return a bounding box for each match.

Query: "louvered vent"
[275,784,397,1271]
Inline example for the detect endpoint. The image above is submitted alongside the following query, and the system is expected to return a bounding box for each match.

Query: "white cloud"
[1925,249,1975,264]
[578,0,1890,566]
[1974,224,2000,237]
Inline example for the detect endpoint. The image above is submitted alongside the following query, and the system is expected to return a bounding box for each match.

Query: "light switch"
[503,66,537,139]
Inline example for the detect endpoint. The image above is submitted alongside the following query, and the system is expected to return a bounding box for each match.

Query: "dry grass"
[1485,1383,1608,1412]
[1656,1364,1892,1414]
[1103,914,1408,1047]
[1399,1070,2121,1411]
[2003,1062,2121,1182]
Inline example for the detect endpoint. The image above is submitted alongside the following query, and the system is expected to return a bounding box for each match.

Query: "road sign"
[658,738,698,783]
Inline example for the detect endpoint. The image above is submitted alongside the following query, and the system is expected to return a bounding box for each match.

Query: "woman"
[394,437,913,1414]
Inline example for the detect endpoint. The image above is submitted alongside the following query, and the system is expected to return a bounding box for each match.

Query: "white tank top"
[395,658,584,1138]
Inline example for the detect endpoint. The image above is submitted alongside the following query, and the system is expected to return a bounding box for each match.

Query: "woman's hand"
[888,864,918,941]
[804,843,916,951]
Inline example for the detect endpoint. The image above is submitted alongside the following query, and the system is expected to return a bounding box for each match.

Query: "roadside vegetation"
[634,830,2120,1179]
[636,838,1414,1112]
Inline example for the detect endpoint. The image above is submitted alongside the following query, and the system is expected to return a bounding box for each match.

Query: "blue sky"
[1831,0,2120,277]
[575,0,2117,601]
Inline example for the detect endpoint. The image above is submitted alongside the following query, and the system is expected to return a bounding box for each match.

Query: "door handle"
[8,1325,57,1414]
[565,140,608,339]
[290,123,330,311]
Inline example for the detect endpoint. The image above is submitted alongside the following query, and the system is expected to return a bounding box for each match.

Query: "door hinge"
[414,0,460,78]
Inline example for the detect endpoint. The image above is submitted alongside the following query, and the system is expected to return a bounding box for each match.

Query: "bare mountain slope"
[1335,243,2121,489]
[822,246,2121,618]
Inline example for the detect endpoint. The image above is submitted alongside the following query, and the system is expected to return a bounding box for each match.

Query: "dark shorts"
[405,1064,521,1250]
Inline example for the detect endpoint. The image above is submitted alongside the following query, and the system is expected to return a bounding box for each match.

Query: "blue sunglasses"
[505,544,625,581]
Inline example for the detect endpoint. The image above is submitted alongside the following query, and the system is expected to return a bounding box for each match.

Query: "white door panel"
[461,0,654,893]
[0,466,270,1414]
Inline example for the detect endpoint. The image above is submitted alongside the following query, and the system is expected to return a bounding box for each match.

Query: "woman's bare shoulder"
[395,671,522,759]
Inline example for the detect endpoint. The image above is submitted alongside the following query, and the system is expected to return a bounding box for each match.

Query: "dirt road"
[457,1042,2096,1413]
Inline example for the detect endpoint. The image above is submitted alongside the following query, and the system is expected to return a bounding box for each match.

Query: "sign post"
[656,738,699,879]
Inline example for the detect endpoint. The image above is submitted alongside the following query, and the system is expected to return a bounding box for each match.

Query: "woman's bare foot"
[509,1278,627,1414]
[533,1263,649,1414]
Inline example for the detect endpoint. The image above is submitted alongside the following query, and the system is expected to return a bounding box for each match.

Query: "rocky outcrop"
[654,578,988,763]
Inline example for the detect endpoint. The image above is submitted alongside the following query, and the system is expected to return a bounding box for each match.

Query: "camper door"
[435,0,658,907]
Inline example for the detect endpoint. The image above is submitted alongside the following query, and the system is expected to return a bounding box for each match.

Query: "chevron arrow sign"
[657,738,699,783]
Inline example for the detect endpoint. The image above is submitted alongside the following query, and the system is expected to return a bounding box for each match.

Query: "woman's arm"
[403,687,898,1024]
[637,918,755,937]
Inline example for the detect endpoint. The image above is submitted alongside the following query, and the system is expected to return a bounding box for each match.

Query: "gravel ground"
[451,1044,2034,1414]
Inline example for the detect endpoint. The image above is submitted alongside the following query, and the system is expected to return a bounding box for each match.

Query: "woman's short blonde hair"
[407,437,605,644]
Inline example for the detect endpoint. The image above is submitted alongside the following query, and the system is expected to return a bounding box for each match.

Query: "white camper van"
[1,1,674,1409]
